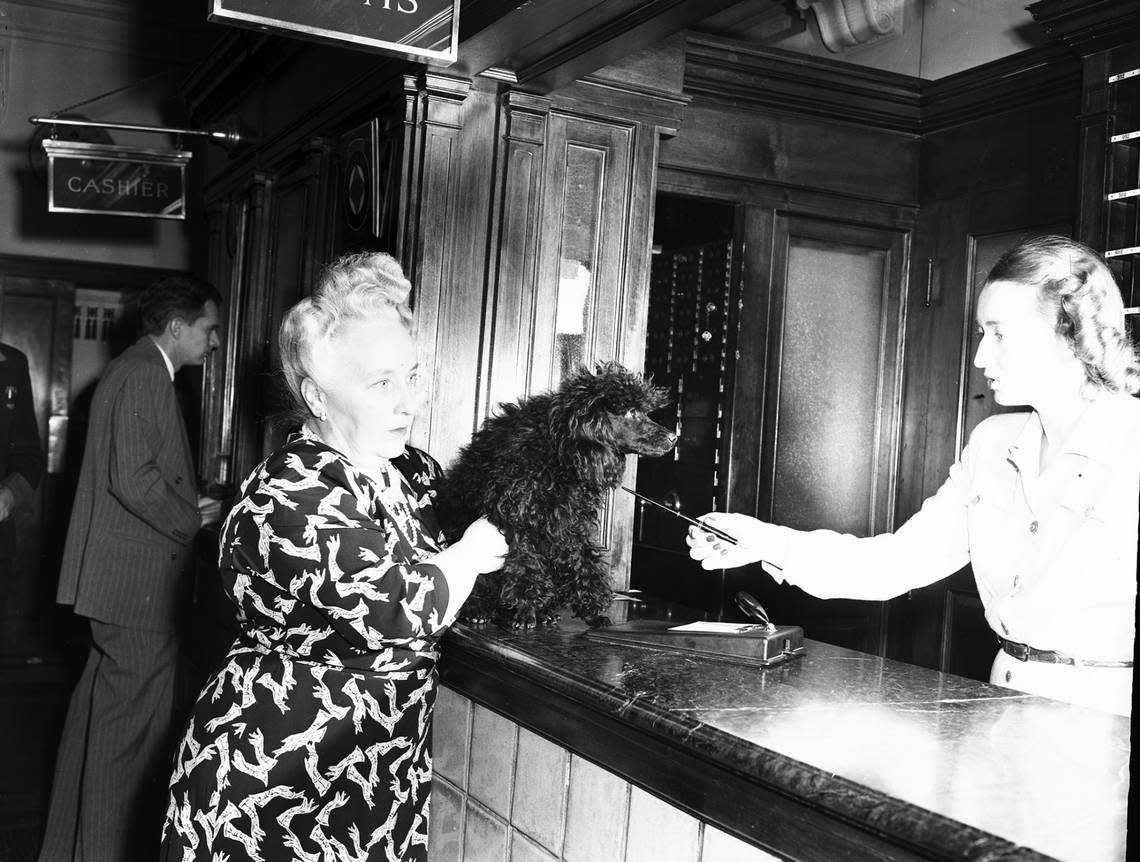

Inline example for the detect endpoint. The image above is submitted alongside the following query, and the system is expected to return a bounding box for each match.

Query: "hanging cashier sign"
[209,0,459,63]
[44,141,190,220]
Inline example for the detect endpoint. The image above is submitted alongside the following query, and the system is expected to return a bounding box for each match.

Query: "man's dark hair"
[138,275,223,336]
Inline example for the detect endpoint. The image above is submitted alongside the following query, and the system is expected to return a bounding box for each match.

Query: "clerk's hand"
[456,517,509,575]
[686,513,781,571]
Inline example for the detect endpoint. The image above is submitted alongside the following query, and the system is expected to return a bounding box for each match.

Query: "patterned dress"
[162,431,451,862]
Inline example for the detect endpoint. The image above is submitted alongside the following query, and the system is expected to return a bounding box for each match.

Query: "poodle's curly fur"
[436,362,676,628]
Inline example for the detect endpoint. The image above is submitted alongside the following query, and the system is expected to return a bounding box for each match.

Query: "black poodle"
[436,362,676,628]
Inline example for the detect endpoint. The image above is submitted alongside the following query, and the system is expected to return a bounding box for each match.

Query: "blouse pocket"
[1056,463,1116,524]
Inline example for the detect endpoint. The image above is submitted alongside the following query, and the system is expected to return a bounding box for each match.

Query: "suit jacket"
[57,337,200,631]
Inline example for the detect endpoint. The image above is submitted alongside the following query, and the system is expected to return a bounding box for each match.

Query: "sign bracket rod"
[29,116,242,147]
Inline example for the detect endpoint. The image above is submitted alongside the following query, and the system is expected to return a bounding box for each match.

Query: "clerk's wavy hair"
[986,235,1140,396]
[278,252,415,422]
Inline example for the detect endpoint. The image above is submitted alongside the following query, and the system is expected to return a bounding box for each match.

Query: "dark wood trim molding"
[684,34,922,132]
[513,0,742,92]
[1028,0,1140,54]
[919,44,1082,133]
[683,35,1082,137]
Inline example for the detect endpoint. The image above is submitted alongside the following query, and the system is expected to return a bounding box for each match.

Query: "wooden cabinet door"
[483,109,644,587]
[887,223,1067,680]
[528,114,633,393]
[727,212,910,655]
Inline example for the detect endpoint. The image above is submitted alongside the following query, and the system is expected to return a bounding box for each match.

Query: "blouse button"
[1029,520,1039,533]
[1005,670,1012,683]
[969,494,980,505]
[1013,574,1020,588]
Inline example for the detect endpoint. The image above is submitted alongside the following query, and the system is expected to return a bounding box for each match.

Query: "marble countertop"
[442,606,1131,862]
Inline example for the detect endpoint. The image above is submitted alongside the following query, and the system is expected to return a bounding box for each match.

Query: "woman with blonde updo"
[161,252,507,860]
[688,235,1140,715]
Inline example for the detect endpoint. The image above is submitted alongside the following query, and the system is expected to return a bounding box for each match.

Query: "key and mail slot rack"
[1105,67,1140,276]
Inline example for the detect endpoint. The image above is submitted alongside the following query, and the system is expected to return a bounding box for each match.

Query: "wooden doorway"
[0,259,178,660]
[630,195,738,615]
[631,195,912,656]
[0,276,74,658]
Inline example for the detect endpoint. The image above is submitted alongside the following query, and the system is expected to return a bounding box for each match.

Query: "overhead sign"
[43,141,190,220]
[209,0,459,63]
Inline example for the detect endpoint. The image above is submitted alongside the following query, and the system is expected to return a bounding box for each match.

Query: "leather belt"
[998,637,1133,668]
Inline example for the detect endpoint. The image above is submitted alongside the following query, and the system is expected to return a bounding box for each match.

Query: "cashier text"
[65,177,170,199]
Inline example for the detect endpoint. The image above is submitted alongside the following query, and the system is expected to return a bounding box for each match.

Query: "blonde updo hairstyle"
[985,235,1140,396]
[279,252,414,421]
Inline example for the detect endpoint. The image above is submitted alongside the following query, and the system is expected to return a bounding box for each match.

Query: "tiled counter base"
[429,686,776,862]
[429,616,1131,862]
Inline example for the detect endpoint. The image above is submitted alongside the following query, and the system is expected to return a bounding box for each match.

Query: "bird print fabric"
[162,430,450,861]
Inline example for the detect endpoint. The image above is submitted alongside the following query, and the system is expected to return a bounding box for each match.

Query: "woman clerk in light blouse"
[688,235,1140,716]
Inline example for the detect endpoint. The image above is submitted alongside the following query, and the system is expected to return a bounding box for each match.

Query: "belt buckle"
[1005,639,1030,662]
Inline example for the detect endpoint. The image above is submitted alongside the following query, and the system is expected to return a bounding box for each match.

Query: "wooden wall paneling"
[758,216,909,538]
[723,205,775,521]
[734,213,910,655]
[884,198,968,670]
[202,193,249,491]
[397,73,425,279]
[659,36,921,207]
[399,73,503,467]
[401,72,470,459]
[259,139,336,457]
[881,60,1079,677]
[527,112,637,578]
[938,578,995,679]
[334,115,406,256]
[529,114,634,392]
[658,100,919,206]
[481,75,684,589]
[610,119,669,590]
[199,203,230,489]
[919,105,1081,207]
[225,174,274,488]
[682,33,922,133]
[482,91,553,419]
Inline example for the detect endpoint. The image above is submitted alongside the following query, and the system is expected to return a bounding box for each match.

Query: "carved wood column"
[399,72,510,464]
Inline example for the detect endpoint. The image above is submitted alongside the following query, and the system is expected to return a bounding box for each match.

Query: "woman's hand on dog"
[686,513,786,571]
[455,517,509,575]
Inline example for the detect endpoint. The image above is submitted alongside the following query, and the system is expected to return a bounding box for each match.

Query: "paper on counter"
[668,621,767,634]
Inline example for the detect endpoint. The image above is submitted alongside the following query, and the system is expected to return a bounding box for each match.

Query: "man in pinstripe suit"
[39,276,222,862]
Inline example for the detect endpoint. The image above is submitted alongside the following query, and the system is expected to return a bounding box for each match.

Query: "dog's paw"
[508,607,538,629]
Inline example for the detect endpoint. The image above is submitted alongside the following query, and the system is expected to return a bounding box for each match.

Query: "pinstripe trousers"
[38,621,179,862]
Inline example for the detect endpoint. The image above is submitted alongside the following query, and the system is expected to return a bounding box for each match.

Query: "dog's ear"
[637,374,671,414]
[549,382,615,444]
